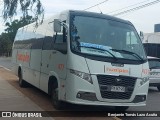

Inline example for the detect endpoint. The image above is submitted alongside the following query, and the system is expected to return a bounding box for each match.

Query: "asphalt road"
[0,57,160,120]
[122,87,160,120]
[0,57,12,70]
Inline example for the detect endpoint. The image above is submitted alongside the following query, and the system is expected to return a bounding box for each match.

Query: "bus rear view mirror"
[54,19,61,32]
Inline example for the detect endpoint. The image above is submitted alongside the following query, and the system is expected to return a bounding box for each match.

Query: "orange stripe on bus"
[17,53,30,62]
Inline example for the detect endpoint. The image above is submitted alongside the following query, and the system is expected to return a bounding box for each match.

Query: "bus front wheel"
[51,83,63,110]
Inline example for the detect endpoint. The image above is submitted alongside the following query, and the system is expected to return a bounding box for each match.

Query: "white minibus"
[12,10,149,110]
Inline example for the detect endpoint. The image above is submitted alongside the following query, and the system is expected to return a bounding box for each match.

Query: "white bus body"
[12,10,149,110]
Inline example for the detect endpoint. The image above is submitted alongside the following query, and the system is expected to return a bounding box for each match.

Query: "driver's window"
[53,20,67,54]
[126,31,141,54]
[54,21,67,44]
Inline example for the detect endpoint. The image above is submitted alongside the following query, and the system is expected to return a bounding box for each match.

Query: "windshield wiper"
[80,46,117,60]
[110,49,144,61]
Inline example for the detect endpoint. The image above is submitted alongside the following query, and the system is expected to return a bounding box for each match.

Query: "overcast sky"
[0,0,160,34]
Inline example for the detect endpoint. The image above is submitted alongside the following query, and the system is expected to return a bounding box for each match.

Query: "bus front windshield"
[70,15,146,62]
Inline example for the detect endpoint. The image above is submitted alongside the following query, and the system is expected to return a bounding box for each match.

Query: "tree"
[0,15,35,56]
[3,0,44,24]
[4,15,35,42]
[0,33,12,56]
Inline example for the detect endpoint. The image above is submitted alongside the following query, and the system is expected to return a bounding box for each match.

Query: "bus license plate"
[111,86,125,92]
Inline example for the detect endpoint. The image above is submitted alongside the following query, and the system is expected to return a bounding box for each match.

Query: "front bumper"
[66,96,146,106]
[65,73,149,107]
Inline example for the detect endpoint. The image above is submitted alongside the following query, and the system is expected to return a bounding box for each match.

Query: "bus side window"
[54,21,67,44]
[55,34,63,43]
[63,26,67,43]
[42,36,53,50]
[42,24,54,50]
[53,21,67,54]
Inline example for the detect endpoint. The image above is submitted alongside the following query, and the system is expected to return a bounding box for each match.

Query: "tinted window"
[43,36,53,50]
[70,15,146,61]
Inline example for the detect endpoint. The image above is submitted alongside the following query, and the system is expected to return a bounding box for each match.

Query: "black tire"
[18,71,27,87]
[115,106,129,111]
[51,83,63,110]
[157,85,160,91]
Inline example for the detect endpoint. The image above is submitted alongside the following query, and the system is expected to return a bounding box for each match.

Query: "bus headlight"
[140,77,149,86]
[70,69,93,84]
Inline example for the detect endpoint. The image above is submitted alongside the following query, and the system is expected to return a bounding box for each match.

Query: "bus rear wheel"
[51,84,63,110]
[18,71,27,87]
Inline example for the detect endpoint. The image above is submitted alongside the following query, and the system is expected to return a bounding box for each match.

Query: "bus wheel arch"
[48,76,63,109]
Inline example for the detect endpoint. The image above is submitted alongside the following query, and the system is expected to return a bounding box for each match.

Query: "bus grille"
[97,75,137,99]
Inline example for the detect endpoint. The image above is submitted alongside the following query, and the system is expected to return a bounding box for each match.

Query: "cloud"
[0,0,160,33]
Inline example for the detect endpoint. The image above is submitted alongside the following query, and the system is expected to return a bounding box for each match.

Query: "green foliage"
[0,15,35,56]
[3,0,44,25]
[1,0,42,56]
[0,33,12,56]
[4,15,35,42]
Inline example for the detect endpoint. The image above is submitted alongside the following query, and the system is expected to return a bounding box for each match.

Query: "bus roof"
[68,10,132,25]
[17,10,133,32]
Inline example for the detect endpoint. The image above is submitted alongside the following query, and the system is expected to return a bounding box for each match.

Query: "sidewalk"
[0,77,54,120]
[0,68,117,120]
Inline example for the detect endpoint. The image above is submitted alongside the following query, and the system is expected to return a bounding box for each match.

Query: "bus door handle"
[47,64,49,68]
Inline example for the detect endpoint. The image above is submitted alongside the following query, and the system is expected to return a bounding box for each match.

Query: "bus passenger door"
[49,25,68,100]
[39,35,53,93]
[51,26,68,80]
